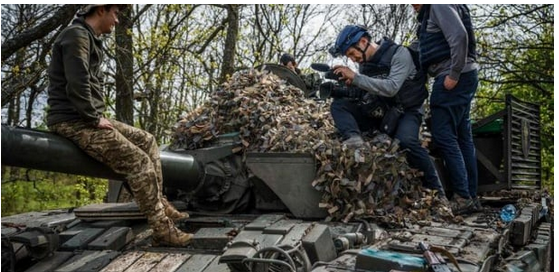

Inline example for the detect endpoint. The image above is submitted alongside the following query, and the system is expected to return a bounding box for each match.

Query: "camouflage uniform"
[49,119,191,246]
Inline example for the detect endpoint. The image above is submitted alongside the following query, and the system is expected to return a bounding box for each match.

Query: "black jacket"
[47,17,105,127]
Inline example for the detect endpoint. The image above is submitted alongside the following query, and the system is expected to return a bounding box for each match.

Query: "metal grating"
[506,95,542,189]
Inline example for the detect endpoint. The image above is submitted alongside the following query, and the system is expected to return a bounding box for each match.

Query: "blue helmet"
[329,25,370,57]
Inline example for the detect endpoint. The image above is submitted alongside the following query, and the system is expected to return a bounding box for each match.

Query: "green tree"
[473,4,554,192]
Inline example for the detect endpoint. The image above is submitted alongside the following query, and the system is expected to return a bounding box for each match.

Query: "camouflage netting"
[170,68,453,226]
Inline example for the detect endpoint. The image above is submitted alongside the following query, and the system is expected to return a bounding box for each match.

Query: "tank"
[1,92,553,272]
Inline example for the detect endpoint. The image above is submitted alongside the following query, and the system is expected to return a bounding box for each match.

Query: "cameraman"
[326,25,447,201]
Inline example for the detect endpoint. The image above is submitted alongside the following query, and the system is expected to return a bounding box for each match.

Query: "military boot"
[143,200,193,247]
[127,171,193,247]
[150,215,193,247]
[161,197,189,222]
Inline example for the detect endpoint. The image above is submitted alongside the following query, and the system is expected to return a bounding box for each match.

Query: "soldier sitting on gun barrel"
[46,4,192,247]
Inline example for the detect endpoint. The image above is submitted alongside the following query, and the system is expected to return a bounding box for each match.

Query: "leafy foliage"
[1,169,107,216]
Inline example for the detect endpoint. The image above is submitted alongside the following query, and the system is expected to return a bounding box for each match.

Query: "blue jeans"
[330,99,445,194]
[395,109,444,194]
[430,70,478,199]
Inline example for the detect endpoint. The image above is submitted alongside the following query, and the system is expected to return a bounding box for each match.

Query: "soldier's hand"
[98,117,114,130]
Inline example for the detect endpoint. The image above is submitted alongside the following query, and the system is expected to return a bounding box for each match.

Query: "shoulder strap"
[405,46,425,81]
[371,37,398,67]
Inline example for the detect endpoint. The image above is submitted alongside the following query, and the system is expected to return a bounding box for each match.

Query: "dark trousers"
[395,109,443,193]
[430,70,479,199]
[330,99,376,139]
[330,99,444,194]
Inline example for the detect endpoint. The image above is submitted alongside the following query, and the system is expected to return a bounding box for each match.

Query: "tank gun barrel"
[1,125,202,190]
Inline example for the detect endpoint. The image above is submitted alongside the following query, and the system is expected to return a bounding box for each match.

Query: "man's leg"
[110,120,188,221]
[430,77,471,199]
[395,110,445,195]
[50,120,192,246]
[458,109,479,198]
[330,99,365,139]
[455,71,479,199]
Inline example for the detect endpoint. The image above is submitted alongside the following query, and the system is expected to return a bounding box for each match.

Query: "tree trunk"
[1,4,80,63]
[25,86,39,128]
[115,7,134,125]
[219,4,240,84]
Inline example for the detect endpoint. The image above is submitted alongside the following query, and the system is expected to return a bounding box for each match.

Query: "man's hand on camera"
[332,65,356,85]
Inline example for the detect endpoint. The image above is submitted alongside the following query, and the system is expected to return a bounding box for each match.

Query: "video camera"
[311,63,345,82]
[310,63,365,100]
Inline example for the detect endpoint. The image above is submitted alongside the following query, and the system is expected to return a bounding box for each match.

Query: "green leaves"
[1,171,107,216]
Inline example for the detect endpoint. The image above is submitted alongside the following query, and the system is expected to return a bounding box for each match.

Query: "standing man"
[47,5,192,246]
[413,4,479,214]
[327,25,449,204]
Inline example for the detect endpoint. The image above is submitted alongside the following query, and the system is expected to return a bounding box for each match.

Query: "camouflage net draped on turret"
[170,68,452,225]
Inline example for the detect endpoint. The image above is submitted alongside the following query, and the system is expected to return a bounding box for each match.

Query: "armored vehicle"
[1,66,553,272]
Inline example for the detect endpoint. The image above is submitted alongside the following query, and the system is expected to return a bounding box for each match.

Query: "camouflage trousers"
[49,119,166,219]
